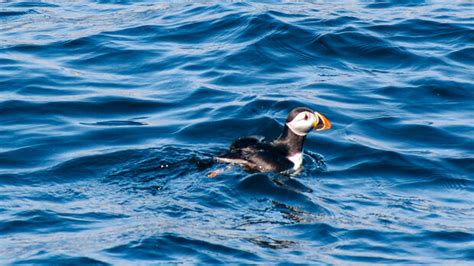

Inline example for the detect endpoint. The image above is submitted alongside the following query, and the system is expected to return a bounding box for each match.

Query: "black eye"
[304,114,308,120]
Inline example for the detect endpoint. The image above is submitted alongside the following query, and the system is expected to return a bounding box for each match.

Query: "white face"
[286,111,318,136]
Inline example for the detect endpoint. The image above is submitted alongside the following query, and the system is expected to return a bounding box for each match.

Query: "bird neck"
[274,125,306,155]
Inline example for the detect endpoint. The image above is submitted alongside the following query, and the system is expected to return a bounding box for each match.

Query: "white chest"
[287,153,303,170]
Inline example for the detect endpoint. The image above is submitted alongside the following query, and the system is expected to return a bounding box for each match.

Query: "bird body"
[287,152,303,170]
[214,107,331,173]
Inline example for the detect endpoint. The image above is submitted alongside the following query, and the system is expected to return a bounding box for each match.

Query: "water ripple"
[1,1,473,264]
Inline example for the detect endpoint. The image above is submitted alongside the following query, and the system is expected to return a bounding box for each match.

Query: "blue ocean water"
[1,0,473,264]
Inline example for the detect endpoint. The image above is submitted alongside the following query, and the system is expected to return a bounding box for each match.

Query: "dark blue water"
[1,1,473,264]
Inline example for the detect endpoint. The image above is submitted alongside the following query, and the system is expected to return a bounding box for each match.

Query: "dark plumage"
[214,107,331,173]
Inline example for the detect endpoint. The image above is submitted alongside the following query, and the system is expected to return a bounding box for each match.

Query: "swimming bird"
[213,107,331,174]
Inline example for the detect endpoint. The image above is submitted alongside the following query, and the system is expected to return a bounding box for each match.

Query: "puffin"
[214,107,331,174]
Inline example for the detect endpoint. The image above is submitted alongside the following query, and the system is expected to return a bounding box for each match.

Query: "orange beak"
[313,112,332,131]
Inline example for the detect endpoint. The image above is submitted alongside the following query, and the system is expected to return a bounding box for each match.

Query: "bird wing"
[215,136,264,167]
[216,136,294,172]
[240,149,294,172]
[229,136,265,151]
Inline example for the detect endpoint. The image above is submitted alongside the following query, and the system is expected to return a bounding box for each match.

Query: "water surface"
[1,1,473,264]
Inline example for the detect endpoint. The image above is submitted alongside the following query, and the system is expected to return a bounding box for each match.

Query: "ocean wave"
[1,1,473,264]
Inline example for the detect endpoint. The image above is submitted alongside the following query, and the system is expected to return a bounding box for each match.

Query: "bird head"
[285,107,331,136]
